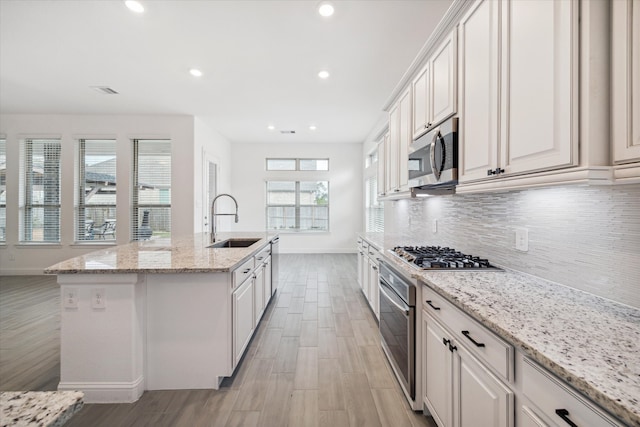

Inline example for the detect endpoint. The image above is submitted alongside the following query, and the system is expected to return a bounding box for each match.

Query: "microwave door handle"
[429,138,439,180]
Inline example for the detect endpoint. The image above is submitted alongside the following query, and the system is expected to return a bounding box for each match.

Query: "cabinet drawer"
[522,357,623,427]
[254,246,271,264]
[233,258,255,289]
[422,285,514,381]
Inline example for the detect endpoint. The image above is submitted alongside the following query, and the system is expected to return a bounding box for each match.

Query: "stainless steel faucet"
[210,193,239,243]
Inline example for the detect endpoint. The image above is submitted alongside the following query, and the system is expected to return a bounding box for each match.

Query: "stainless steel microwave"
[408,117,458,191]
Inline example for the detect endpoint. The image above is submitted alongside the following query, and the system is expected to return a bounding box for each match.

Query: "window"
[76,139,117,242]
[266,181,329,232]
[19,139,61,242]
[266,158,329,171]
[365,176,384,232]
[0,139,5,242]
[132,139,171,241]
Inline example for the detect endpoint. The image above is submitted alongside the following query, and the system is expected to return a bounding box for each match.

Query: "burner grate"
[392,246,499,270]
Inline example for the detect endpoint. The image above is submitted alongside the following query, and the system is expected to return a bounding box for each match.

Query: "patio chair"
[94,219,116,240]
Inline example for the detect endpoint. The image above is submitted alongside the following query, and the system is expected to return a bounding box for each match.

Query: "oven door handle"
[379,283,410,316]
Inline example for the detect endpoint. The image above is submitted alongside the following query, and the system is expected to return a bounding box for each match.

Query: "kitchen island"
[45,232,278,404]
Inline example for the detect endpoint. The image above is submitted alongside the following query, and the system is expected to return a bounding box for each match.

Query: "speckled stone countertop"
[358,232,384,251]
[0,391,83,427]
[383,253,640,426]
[44,232,275,274]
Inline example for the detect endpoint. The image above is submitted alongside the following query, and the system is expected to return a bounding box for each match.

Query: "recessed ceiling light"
[318,2,334,17]
[309,126,317,131]
[125,1,144,13]
[267,125,275,131]
[189,68,203,77]
[318,70,330,79]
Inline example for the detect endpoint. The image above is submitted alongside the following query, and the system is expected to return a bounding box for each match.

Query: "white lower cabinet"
[253,264,264,325]
[358,238,380,321]
[422,311,513,427]
[232,276,254,367]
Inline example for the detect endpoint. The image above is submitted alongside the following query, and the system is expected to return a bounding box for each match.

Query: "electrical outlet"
[92,288,106,310]
[515,227,529,252]
[432,219,438,233]
[63,288,78,309]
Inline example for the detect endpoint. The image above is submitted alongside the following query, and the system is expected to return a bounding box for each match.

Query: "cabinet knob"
[495,167,505,175]
[487,169,495,176]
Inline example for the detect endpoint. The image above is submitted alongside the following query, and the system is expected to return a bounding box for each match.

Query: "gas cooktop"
[391,246,501,270]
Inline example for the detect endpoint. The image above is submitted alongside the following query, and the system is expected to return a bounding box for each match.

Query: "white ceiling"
[0,0,453,144]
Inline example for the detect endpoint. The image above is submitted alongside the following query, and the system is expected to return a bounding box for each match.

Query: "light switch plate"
[515,227,529,252]
[432,219,438,233]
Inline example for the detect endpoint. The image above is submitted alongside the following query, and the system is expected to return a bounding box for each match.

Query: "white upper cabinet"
[377,137,386,198]
[385,87,412,195]
[500,0,577,175]
[413,32,457,141]
[458,0,500,183]
[612,0,640,164]
[458,0,578,185]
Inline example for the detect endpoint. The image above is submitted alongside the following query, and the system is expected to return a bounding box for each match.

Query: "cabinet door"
[357,245,364,288]
[398,88,412,192]
[363,255,371,301]
[431,32,457,126]
[458,0,500,183]
[413,63,431,139]
[612,0,640,163]
[454,343,514,427]
[233,277,254,367]
[263,257,272,307]
[423,312,452,427]
[254,265,264,325]
[388,103,400,192]
[500,0,577,175]
[368,260,379,320]
[377,138,387,197]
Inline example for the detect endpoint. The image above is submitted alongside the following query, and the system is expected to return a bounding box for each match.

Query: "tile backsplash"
[385,184,640,309]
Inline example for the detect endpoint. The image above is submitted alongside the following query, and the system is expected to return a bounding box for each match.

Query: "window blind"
[132,139,171,241]
[0,139,6,242]
[365,176,384,232]
[76,139,117,242]
[266,181,329,232]
[19,139,61,242]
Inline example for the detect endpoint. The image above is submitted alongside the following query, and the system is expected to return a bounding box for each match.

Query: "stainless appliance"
[391,246,501,270]
[408,117,458,191]
[379,261,416,401]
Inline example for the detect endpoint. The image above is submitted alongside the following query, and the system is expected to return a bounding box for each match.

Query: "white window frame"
[266,180,330,233]
[266,158,329,171]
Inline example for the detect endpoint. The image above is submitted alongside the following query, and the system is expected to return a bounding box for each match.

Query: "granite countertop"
[0,391,84,427]
[383,253,640,426]
[358,232,384,251]
[44,232,276,274]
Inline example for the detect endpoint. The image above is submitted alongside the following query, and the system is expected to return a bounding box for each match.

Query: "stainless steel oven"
[379,261,416,400]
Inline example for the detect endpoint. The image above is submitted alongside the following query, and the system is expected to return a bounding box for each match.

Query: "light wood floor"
[0,254,436,427]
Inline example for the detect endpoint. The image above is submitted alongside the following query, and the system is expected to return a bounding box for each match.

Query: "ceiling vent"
[280,130,296,134]
[90,86,119,95]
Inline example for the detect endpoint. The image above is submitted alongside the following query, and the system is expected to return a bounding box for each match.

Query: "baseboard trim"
[58,376,145,404]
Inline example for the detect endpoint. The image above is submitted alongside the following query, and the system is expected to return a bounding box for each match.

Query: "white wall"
[0,114,197,274]
[193,117,233,233]
[229,142,363,253]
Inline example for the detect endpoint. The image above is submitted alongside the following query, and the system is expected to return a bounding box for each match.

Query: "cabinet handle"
[394,188,400,192]
[442,338,450,347]
[494,167,505,175]
[448,342,457,352]
[257,256,263,260]
[555,409,579,427]
[372,266,378,271]
[461,330,485,347]
[426,300,441,311]
[243,268,251,274]
[487,169,496,176]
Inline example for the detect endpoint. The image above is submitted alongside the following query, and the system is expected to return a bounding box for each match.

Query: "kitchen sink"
[208,238,261,248]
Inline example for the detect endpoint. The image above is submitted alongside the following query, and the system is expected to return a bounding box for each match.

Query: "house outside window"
[76,139,117,242]
[19,138,61,242]
[266,181,329,232]
[0,139,5,242]
[132,139,171,241]
[266,158,329,171]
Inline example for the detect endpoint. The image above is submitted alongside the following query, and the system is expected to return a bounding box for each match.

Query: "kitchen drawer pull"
[555,409,578,427]
[257,256,263,260]
[442,338,450,347]
[462,330,485,347]
[372,266,378,271]
[426,300,441,311]
[243,268,251,274]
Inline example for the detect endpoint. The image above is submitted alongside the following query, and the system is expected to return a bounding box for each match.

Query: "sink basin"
[208,238,261,248]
